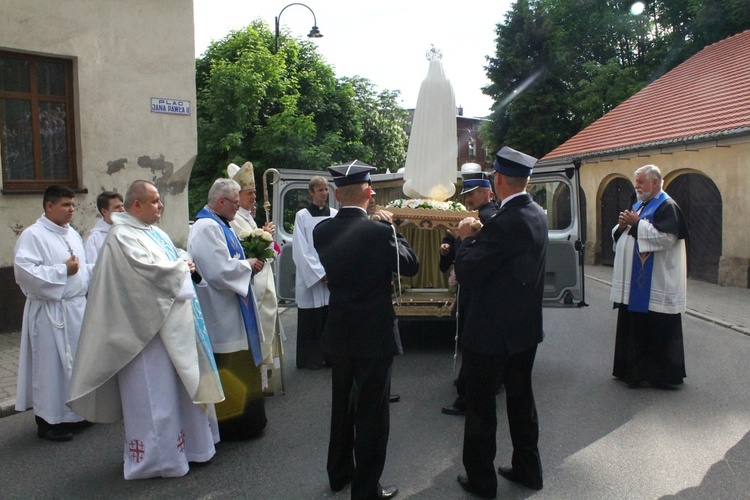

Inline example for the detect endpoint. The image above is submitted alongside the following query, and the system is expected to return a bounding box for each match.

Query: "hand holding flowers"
[238,228,275,262]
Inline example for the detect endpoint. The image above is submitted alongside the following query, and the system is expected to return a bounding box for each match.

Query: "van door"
[529,163,586,306]
[269,165,585,307]
[268,169,337,302]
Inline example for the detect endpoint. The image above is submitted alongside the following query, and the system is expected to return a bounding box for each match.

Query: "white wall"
[0,0,197,266]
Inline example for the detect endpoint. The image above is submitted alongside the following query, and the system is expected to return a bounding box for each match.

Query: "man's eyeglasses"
[223,197,240,207]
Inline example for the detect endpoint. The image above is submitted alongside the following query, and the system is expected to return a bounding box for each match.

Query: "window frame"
[0,50,78,192]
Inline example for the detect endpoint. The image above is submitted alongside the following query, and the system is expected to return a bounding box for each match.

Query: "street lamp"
[274,3,323,53]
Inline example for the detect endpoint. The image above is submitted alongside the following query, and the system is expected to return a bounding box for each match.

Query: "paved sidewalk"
[585,264,750,336]
[0,330,21,418]
[1,266,748,418]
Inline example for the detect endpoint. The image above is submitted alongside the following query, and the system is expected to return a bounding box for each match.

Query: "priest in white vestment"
[83,190,124,263]
[293,176,337,370]
[14,185,91,442]
[189,178,268,440]
[227,162,284,394]
[610,165,688,388]
[68,180,224,479]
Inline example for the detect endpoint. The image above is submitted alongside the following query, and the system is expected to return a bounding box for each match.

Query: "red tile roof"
[542,29,750,162]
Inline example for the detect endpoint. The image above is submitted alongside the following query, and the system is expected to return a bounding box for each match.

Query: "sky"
[193,0,515,118]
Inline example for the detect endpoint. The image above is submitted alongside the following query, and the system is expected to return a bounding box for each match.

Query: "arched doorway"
[665,173,722,283]
[600,177,635,266]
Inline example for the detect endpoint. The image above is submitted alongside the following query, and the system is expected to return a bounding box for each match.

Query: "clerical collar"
[305,203,330,217]
[40,215,69,234]
[636,191,662,212]
[206,206,230,226]
[238,206,253,220]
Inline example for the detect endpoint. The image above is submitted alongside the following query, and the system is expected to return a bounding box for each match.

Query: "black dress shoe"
[441,404,466,416]
[62,419,94,432]
[37,427,73,442]
[389,394,400,403]
[497,466,543,490]
[457,474,495,498]
[378,484,398,499]
[330,478,352,492]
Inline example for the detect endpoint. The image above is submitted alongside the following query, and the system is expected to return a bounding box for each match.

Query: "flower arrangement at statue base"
[238,228,275,261]
[387,199,467,211]
[384,198,476,230]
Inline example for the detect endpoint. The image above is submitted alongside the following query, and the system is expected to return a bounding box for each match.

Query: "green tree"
[343,76,409,172]
[482,0,750,158]
[190,21,408,216]
[482,0,579,158]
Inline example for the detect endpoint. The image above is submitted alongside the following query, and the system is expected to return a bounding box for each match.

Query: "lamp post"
[274,3,323,54]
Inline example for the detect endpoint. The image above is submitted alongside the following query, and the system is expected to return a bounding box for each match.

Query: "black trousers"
[327,355,393,500]
[462,345,542,496]
[296,306,328,368]
[613,304,686,386]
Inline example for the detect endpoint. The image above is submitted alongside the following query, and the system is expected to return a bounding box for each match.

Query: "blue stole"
[143,226,219,375]
[628,191,669,313]
[195,207,263,366]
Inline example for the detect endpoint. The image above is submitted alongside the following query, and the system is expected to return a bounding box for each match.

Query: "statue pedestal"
[383,206,477,231]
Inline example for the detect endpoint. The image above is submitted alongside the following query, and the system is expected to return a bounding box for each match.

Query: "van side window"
[528,181,572,230]
[281,188,312,234]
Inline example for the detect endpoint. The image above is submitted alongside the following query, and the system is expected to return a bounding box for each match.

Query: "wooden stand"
[380,206,477,231]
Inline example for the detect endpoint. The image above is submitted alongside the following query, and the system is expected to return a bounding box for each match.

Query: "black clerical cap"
[328,161,376,187]
[493,146,537,177]
[460,172,491,194]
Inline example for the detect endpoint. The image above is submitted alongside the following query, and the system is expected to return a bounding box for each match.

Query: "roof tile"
[543,30,750,161]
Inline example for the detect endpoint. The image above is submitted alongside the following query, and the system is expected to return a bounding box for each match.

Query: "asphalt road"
[1,279,748,499]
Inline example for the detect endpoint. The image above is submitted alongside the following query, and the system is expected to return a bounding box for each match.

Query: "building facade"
[540,30,750,288]
[0,0,199,331]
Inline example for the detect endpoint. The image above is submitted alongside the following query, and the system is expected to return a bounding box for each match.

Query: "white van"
[265,163,586,319]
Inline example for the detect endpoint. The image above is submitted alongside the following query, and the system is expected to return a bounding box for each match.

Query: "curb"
[1,398,18,418]
[585,274,750,338]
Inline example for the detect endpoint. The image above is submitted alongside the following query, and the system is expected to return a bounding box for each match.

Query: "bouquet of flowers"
[386,198,468,211]
[238,228,275,261]
[447,267,458,295]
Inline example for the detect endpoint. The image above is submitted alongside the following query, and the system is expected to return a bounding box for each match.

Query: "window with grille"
[0,51,77,191]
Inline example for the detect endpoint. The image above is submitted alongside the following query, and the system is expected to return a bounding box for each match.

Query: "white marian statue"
[402,46,457,201]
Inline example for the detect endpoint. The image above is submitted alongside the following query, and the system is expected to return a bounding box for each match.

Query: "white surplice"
[14,215,90,424]
[68,212,223,479]
[292,208,336,309]
[84,218,111,264]
[609,216,687,314]
[230,207,285,368]
[188,215,254,354]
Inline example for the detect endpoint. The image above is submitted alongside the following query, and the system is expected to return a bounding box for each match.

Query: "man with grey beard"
[610,164,688,388]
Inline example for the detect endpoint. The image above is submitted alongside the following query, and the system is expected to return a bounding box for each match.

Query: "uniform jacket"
[455,193,548,356]
[313,207,419,358]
